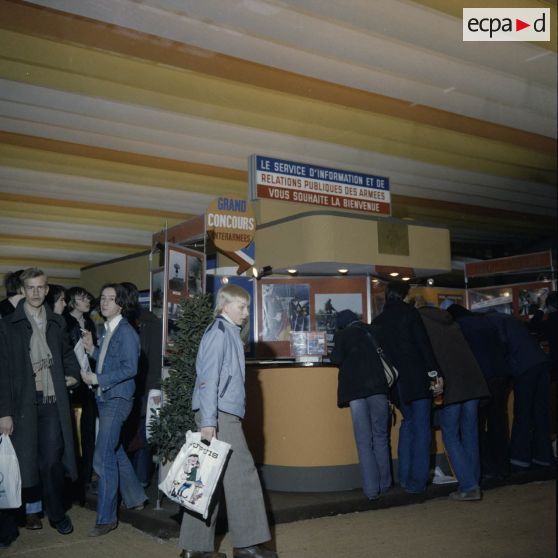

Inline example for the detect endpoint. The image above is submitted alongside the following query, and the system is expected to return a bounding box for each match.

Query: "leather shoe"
[233,545,278,558]
[88,522,117,537]
[52,515,73,535]
[180,551,227,558]
[25,513,43,530]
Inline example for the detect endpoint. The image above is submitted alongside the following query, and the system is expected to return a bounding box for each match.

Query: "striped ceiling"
[0,0,556,287]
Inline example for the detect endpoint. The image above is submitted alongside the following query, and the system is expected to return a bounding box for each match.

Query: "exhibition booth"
[83,195,453,492]
[80,155,554,493]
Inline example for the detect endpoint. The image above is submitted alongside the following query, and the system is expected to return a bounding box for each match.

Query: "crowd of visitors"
[332,281,556,504]
[0,269,555,558]
[0,269,161,547]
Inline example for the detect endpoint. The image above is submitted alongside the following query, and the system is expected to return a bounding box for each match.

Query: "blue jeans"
[397,397,431,493]
[350,394,392,498]
[510,363,554,467]
[94,398,146,524]
[438,399,480,492]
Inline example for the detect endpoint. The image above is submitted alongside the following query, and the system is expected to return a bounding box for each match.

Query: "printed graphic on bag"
[170,453,205,504]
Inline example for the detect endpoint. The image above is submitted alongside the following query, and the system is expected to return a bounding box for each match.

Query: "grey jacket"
[192,315,246,428]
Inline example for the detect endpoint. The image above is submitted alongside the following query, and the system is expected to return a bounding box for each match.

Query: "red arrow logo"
[516,19,530,31]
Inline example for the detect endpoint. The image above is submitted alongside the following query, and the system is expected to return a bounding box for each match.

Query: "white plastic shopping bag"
[0,434,22,509]
[159,430,230,519]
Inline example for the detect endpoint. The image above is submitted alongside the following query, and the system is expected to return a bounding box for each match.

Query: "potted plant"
[148,293,213,463]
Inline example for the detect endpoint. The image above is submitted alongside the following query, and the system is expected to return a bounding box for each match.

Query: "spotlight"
[338,268,349,274]
[426,278,434,286]
[389,272,399,277]
[402,276,411,281]
[287,269,298,275]
[252,265,273,280]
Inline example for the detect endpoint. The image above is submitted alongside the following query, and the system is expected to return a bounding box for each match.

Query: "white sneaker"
[432,465,458,484]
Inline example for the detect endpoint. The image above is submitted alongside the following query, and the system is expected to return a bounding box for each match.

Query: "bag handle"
[354,323,397,369]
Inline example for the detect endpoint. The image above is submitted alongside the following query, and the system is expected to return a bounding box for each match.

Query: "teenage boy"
[81,283,146,537]
[179,285,278,558]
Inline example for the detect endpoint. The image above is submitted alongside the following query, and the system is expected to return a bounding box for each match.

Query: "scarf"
[24,303,55,403]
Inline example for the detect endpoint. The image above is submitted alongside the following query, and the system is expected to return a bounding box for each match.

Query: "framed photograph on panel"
[163,243,206,354]
[261,283,310,342]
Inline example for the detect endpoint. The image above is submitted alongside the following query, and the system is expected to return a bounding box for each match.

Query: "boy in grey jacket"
[179,285,278,558]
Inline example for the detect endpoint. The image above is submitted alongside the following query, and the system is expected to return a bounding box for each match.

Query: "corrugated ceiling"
[0,0,556,286]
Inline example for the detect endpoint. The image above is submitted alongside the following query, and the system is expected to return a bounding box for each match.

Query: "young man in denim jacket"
[81,283,146,537]
[178,284,278,558]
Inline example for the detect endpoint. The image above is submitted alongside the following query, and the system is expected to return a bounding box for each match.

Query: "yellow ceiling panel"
[0,196,185,231]
[0,235,140,254]
[0,143,245,196]
[1,31,554,183]
[393,196,556,236]
[1,0,554,157]
[0,256,84,270]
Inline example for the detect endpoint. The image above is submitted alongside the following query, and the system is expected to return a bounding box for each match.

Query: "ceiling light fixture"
[287,269,297,275]
[338,268,349,274]
[402,276,411,281]
[389,272,399,277]
[252,265,272,280]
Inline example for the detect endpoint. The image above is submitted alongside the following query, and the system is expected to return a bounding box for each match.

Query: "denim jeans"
[397,397,431,493]
[349,394,392,499]
[94,398,146,524]
[438,399,480,492]
[510,363,554,467]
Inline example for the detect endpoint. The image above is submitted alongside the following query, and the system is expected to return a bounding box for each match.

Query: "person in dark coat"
[45,284,67,316]
[372,282,440,494]
[485,310,554,469]
[121,282,162,488]
[1,270,44,529]
[446,303,511,480]
[64,287,98,497]
[4,268,80,535]
[418,303,490,501]
[330,309,392,499]
[530,291,558,380]
[0,270,24,318]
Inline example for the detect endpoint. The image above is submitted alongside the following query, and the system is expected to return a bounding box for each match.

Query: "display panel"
[469,281,552,318]
[255,276,368,358]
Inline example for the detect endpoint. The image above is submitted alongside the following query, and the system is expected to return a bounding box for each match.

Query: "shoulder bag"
[359,325,399,388]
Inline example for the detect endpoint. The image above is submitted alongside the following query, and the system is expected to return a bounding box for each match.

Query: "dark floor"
[86,465,556,540]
